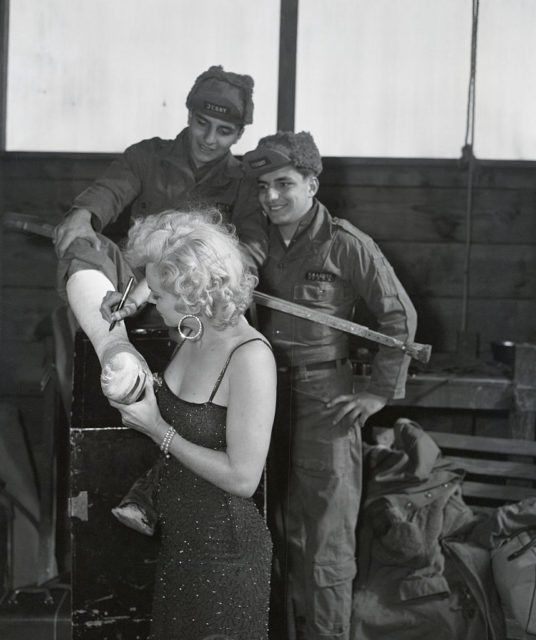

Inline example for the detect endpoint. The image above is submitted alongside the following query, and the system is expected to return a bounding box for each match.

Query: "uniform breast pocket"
[294,282,343,310]
[293,282,344,343]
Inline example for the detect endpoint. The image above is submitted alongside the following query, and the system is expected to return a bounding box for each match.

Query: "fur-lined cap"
[186,65,254,125]
[243,131,322,177]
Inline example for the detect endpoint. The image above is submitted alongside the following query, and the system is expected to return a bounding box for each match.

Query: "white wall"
[474,0,536,160]
[6,0,280,153]
[295,0,536,160]
[6,0,536,159]
[296,0,471,158]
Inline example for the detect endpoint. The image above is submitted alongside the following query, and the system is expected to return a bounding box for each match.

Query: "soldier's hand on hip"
[327,391,387,429]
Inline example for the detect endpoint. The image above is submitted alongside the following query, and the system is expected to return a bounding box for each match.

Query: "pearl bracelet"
[160,426,176,458]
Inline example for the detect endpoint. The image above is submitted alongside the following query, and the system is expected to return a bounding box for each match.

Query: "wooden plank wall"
[319,158,536,356]
[0,154,118,457]
[1,152,535,440]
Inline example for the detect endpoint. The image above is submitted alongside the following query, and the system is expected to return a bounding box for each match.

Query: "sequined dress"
[150,339,273,640]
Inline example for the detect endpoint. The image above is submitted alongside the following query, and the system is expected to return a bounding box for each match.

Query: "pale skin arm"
[110,341,277,498]
[327,391,388,430]
[100,279,152,323]
[54,208,101,256]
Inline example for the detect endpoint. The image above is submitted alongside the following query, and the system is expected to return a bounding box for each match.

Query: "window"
[294,0,536,159]
[6,0,536,159]
[473,0,536,160]
[6,0,280,153]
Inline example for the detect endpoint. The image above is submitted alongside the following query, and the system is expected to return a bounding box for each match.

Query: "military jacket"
[70,127,267,267]
[258,200,417,399]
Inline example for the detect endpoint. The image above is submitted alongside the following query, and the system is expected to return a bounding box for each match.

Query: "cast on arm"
[111,340,276,498]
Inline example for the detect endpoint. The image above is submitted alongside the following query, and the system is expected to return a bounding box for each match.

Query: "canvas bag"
[491,527,536,634]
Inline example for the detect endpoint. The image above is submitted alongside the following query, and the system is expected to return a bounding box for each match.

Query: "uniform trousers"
[267,360,361,640]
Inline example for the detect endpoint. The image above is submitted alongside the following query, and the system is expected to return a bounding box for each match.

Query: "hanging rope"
[460,0,480,333]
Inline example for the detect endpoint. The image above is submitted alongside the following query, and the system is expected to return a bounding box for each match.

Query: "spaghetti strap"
[208,338,271,403]
[172,337,187,356]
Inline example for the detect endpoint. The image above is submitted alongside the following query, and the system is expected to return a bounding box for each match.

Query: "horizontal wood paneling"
[2,152,116,179]
[381,242,536,299]
[411,297,536,353]
[2,231,57,286]
[320,158,536,190]
[2,153,116,223]
[319,185,536,244]
[1,153,534,425]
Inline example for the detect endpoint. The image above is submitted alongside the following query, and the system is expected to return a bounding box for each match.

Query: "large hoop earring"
[177,314,203,341]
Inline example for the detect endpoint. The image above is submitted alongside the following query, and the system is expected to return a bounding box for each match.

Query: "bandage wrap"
[100,351,148,404]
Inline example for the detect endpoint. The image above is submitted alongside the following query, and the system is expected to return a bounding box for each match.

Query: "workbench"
[357,342,536,441]
[393,371,512,410]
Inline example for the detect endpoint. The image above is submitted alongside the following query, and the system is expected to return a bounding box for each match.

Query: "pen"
[109,276,135,332]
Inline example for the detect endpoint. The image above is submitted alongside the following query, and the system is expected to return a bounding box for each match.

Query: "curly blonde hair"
[125,210,257,329]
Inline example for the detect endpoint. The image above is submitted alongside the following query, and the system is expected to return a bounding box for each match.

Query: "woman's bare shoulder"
[232,323,271,351]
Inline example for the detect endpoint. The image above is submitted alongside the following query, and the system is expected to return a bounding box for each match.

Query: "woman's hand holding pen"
[100,277,152,325]
[100,289,139,324]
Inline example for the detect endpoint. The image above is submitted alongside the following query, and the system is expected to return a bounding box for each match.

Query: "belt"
[277,358,348,374]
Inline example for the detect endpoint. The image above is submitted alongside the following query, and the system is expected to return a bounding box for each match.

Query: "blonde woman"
[104,210,276,639]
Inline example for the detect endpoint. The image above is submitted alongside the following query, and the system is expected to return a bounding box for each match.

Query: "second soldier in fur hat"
[244,131,418,640]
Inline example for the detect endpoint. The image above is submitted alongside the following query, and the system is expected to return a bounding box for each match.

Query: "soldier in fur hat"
[244,131,417,640]
[53,65,266,406]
